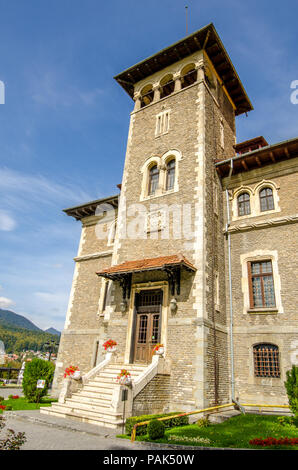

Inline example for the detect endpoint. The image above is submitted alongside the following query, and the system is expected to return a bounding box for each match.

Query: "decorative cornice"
[74,250,113,262]
[226,213,298,234]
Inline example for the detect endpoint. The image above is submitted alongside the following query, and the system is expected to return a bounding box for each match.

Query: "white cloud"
[0,167,92,208]
[0,210,17,231]
[30,70,104,109]
[0,296,15,309]
[34,291,68,304]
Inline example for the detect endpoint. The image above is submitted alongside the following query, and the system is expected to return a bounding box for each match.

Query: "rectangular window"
[155,110,170,136]
[102,280,109,312]
[248,260,276,308]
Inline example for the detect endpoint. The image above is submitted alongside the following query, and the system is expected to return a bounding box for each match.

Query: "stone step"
[50,403,122,420]
[40,408,123,429]
[62,400,111,413]
[67,396,112,406]
[83,382,114,392]
[72,390,114,400]
[106,364,147,371]
[97,371,140,380]
[74,389,113,399]
[83,378,116,387]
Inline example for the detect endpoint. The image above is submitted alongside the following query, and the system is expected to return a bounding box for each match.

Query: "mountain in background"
[0,308,42,332]
[44,327,60,336]
[0,309,61,354]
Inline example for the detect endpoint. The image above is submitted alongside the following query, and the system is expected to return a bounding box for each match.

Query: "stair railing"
[82,351,114,385]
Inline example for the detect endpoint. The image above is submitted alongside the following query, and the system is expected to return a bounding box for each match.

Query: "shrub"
[196,417,209,428]
[125,412,189,436]
[4,405,12,411]
[277,415,298,427]
[284,365,298,417]
[147,419,165,440]
[0,396,4,403]
[22,358,55,403]
[0,415,26,450]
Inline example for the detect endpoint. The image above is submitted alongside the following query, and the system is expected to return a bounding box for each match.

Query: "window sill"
[247,308,278,315]
[140,188,178,202]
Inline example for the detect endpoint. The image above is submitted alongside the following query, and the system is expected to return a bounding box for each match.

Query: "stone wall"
[132,374,172,416]
[222,162,298,405]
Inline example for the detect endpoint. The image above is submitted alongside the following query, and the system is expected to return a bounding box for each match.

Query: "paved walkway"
[1,410,203,450]
[0,386,23,399]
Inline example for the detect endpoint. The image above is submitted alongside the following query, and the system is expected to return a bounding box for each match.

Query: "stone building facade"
[51,23,297,419]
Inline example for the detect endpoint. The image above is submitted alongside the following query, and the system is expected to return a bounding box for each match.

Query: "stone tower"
[53,23,253,415]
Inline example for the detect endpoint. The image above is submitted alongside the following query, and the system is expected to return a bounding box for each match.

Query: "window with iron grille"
[248,260,276,308]
[259,187,274,212]
[237,192,251,216]
[253,344,280,378]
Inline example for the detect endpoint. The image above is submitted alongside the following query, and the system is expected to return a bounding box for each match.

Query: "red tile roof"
[97,254,196,276]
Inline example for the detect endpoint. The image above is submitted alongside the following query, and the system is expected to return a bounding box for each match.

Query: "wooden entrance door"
[133,290,162,364]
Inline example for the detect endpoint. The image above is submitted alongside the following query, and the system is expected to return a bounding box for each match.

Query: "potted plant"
[103,339,117,353]
[153,343,164,355]
[63,365,81,380]
[116,369,132,386]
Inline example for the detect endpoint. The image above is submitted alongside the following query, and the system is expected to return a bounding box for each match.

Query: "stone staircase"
[40,363,147,429]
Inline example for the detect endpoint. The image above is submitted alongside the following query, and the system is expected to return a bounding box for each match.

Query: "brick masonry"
[53,43,297,415]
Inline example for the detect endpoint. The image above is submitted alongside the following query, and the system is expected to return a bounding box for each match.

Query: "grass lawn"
[0,396,57,413]
[119,414,298,450]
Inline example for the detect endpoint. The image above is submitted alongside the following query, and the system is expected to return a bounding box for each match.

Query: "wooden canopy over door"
[133,290,163,364]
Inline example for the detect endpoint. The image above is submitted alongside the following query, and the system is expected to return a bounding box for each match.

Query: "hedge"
[125,411,189,436]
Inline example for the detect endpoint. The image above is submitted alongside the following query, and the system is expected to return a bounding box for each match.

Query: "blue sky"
[0,0,297,331]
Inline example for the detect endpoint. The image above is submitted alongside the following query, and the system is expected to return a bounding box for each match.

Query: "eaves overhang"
[114,23,253,116]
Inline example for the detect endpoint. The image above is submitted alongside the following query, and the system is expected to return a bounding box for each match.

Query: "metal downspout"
[225,159,235,401]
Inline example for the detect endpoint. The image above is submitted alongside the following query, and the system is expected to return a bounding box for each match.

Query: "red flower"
[249,436,298,447]
[116,369,131,381]
[0,405,6,410]
[103,339,117,351]
[63,365,79,378]
[12,395,19,399]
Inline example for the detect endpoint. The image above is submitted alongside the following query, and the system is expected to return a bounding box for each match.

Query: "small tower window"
[259,187,274,212]
[156,110,170,136]
[140,84,154,108]
[253,344,280,378]
[181,64,197,89]
[166,159,175,191]
[160,74,175,99]
[237,192,251,216]
[148,165,159,195]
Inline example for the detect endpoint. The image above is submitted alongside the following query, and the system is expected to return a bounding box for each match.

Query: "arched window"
[259,187,274,212]
[140,84,154,108]
[181,64,197,89]
[166,159,175,191]
[160,74,175,99]
[148,165,159,196]
[253,344,280,378]
[237,192,251,216]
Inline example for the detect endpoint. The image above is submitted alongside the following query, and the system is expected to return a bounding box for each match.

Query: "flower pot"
[72,370,81,380]
[106,346,117,353]
[119,375,131,386]
[155,347,164,355]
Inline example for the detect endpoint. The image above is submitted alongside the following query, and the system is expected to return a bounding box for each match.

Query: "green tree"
[22,358,55,403]
[284,365,298,417]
